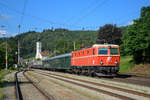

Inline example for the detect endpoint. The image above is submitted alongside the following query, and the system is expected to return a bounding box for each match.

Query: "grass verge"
[119,56,150,75]
[119,56,134,73]
[0,69,13,100]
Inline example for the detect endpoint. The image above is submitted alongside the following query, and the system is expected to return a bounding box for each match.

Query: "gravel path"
[18,71,48,100]
[2,72,16,100]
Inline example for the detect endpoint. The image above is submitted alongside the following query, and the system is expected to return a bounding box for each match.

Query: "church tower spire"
[35,38,42,59]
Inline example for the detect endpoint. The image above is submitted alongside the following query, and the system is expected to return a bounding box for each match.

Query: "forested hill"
[1,29,98,58]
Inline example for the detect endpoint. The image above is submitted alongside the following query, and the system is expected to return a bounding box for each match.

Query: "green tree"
[0,44,5,69]
[97,24,122,45]
[56,39,68,54]
[0,40,17,70]
[122,6,150,63]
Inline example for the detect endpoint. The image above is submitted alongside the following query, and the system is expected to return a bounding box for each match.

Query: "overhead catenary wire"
[0,3,13,37]
[0,1,76,28]
[65,0,100,23]
[0,0,144,31]
[20,0,28,27]
[105,0,149,26]
[0,1,101,30]
[17,0,28,67]
[72,0,108,25]
[0,1,79,28]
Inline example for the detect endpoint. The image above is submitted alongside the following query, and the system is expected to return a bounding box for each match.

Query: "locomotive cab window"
[98,48,108,55]
[110,48,118,55]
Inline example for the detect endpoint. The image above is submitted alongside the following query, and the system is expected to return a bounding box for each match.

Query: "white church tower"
[35,38,42,59]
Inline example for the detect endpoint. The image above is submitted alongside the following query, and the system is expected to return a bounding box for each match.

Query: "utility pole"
[54,48,56,56]
[73,41,76,51]
[18,41,20,66]
[5,39,8,70]
[18,25,21,70]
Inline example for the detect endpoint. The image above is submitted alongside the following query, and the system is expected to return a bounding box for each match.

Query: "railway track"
[105,73,150,87]
[32,68,150,87]
[118,72,150,79]
[15,72,23,100]
[15,71,55,100]
[32,70,150,100]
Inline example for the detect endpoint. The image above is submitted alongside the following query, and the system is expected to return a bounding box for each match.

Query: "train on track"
[31,44,120,76]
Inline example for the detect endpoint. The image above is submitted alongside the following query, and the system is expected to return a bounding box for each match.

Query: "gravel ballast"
[33,69,150,100]
[27,71,113,100]
[36,69,150,94]
[18,72,48,100]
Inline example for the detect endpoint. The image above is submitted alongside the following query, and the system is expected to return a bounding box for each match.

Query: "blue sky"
[0,0,150,37]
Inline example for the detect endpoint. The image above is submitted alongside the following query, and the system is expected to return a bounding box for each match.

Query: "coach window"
[87,50,89,54]
[98,48,108,55]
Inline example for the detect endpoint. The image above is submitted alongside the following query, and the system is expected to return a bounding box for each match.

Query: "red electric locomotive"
[71,44,120,76]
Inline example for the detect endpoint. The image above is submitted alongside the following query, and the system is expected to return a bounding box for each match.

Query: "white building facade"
[35,40,42,59]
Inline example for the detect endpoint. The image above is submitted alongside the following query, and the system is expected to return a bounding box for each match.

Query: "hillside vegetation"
[11,30,98,58]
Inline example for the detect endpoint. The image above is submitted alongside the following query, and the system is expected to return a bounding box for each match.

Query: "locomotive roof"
[72,44,119,52]
[42,53,71,61]
[92,44,119,47]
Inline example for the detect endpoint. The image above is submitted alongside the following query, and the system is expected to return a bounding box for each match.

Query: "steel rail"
[44,72,150,98]
[15,72,23,100]
[23,71,55,100]
[34,71,135,100]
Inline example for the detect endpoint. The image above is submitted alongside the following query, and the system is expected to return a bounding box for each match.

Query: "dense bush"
[121,6,150,64]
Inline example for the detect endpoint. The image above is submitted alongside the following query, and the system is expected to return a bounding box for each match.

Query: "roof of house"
[40,50,50,56]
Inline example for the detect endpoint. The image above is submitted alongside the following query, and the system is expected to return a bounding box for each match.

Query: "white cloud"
[11,33,18,37]
[127,20,134,25]
[0,31,18,37]
[0,14,12,20]
[0,30,7,35]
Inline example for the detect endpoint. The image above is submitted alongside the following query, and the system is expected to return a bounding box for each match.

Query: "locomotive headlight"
[115,60,118,64]
[100,60,103,64]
